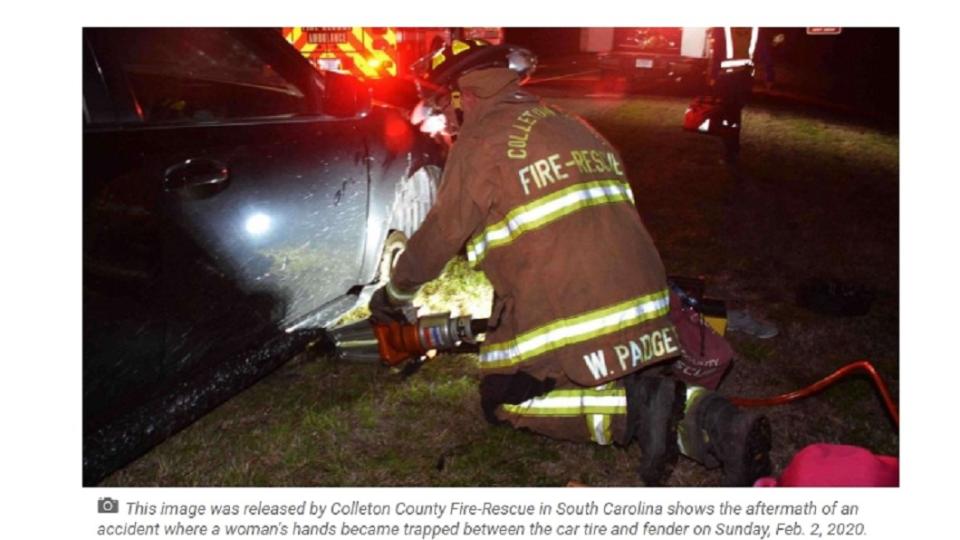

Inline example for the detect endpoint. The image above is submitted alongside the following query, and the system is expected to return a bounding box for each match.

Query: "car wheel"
[375,230,407,286]
[390,165,441,238]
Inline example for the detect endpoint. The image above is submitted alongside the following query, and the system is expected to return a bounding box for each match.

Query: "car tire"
[390,165,441,238]
[375,230,407,286]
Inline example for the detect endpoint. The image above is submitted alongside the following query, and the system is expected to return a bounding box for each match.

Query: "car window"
[107,28,308,123]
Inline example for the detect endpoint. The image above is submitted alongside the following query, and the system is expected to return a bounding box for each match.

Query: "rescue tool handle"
[370,317,490,367]
[471,318,489,335]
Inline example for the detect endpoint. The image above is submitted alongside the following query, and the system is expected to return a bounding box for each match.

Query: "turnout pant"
[482,292,733,445]
[488,376,633,445]
[714,68,754,157]
[486,375,718,447]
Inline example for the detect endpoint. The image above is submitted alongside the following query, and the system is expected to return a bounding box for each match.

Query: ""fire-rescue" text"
[518,149,625,195]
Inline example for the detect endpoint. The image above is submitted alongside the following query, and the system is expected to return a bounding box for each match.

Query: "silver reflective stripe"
[590,414,604,443]
[723,26,758,62]
[588,414,612,445]
[678,428,688,455]
[386,281,418,302]
[513,395,625,411]
[480,289,670,368]
[685,385,708,412]
[720,58,754,69]
[466,180,634,266]
[678,385,709,457]
[502,389,627,417]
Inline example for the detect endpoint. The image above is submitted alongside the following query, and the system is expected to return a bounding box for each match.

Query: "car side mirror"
[323,71,372,118]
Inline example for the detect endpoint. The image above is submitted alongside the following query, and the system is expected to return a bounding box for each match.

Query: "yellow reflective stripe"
[501,387,627,417]
[360,28,397,76]
[589,414,603,444]
[466,180,635,266]
[684,385,708,413]
[432,51,446,69]
[339,28,374,78]
[678,385,709,456]
[479,289,670,369]
[523,388,624,398]
[451,39,471,55]
[587,414,613,445]
[386,281,418,303]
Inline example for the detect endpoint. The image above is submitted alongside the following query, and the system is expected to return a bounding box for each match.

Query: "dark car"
[83,28,443,485]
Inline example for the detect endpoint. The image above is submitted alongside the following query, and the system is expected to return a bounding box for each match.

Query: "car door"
[83,28,372,453]
[84,35,168,429]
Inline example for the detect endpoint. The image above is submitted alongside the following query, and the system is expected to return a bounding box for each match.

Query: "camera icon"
[98,497,119,514]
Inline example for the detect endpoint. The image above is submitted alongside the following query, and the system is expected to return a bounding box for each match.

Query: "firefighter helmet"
[421,39,537,90]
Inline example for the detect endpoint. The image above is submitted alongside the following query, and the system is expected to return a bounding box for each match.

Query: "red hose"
[729,360,899,429]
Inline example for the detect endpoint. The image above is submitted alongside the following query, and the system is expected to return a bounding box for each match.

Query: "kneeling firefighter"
[369,39,771,486]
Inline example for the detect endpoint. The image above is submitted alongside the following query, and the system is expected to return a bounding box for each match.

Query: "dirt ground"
[104,90,899,487]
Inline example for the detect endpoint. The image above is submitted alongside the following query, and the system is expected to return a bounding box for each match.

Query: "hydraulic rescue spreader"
[330,313,487,366]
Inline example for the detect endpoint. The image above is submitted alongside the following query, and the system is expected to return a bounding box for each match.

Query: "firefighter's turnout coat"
[389,69,683,444]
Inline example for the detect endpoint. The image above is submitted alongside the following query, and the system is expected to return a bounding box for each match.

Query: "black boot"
[625,375,686,486]
[680,391,772,486]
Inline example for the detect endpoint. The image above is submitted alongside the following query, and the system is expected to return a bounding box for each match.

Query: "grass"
[103,92,899,487]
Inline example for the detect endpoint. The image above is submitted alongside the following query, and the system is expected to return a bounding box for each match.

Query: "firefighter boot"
[679,389,772,486]
[625,375,686,486]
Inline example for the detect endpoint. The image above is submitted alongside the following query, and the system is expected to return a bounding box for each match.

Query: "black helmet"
[419,39,537,91]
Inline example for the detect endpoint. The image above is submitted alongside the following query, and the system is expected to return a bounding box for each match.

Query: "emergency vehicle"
[282,27,503,80]
[585,28,711,89]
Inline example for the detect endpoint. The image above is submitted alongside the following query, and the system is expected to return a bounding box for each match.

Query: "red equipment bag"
[668,290,733,390]
[683,96,739,138]
[754,444,899,487]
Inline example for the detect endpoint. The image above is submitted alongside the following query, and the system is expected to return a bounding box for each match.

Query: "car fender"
[357,108,444,286]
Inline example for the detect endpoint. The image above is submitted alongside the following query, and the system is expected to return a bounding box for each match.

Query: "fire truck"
[583,28,712,90]
[282,27,503,80]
